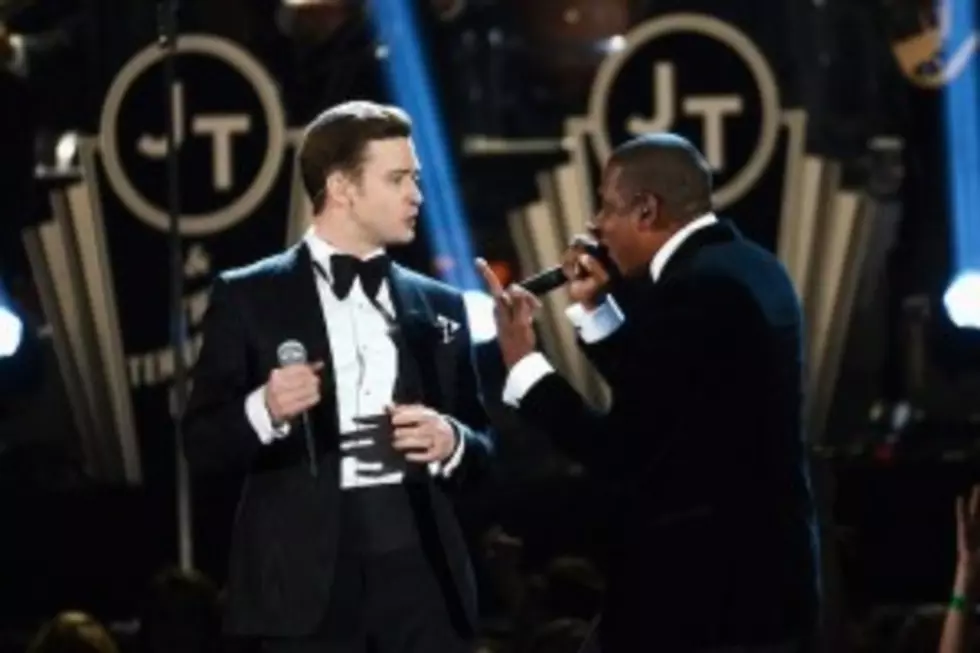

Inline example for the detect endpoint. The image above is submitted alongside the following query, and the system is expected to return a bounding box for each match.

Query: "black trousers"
[260,547,471,653]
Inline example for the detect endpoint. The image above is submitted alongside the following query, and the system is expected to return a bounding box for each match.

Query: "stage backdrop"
[25,33,310,490]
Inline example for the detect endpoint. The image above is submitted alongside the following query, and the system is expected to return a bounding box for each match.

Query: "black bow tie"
[328,253,390,300]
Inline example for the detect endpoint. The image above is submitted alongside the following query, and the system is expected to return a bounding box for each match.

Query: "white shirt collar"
[649,212,719,282]
[303,228,386,282]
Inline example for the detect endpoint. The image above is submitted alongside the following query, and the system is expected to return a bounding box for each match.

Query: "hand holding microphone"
[515,235,612,304]
[476,233,613,369]
[268,340,324,476]
[265,357,324,425]
[561,234,611,309]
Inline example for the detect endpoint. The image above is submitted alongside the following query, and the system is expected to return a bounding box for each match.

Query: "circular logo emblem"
[99,35,287,236]
[588,14,781,208]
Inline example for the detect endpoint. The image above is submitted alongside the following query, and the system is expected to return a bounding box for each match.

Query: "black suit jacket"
[182,243,493,638]
[515,221,820,651]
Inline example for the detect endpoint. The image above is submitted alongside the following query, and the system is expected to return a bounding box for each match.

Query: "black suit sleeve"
[574,279,653,389]
[576,318,633,392]
[182,277,263,474]
[441,295,495,490]
[515,371,609,470]
[517,275,751,474]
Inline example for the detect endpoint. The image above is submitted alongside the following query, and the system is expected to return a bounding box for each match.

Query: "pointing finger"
[475,258,505,298]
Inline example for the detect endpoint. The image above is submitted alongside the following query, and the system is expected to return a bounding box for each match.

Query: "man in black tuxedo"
[183,101,492,653]
[477,133,820,652]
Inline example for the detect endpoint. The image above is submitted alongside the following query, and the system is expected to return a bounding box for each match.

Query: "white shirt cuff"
[245,386,291,444]
[564,297,625,343]
[429,420,466,477]
[502,352,555,408]
[7,34,28,77]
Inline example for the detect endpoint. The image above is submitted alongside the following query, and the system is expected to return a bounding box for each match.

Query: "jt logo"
[627,62,743,172]
[99,35,288,235]
[589,14,784,209]
[138,81,252,192]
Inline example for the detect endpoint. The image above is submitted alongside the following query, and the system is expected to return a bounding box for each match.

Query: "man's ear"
[325,170,350,206]
[638,193,660,229]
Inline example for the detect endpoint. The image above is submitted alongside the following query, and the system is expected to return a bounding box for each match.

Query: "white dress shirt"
[502,213,719,407]
[244,230,464,486]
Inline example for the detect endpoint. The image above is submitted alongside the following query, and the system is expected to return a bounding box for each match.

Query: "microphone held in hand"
[276,339,318,477]
[276,339,307,366]
[518,241,612,296]
[519,267,569,296]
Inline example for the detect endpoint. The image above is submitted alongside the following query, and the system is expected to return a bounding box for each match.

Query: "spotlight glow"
[943,270,980,330]
[0,306,24,358]
[463,290,497,345]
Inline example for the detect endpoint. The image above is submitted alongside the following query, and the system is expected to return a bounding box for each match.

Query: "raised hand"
[475,257,541,368]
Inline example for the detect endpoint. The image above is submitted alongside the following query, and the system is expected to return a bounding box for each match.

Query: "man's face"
[591,165,659,277]
[347,137,423,248]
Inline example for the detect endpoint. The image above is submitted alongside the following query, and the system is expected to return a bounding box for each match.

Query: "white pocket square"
[435,314,461,343]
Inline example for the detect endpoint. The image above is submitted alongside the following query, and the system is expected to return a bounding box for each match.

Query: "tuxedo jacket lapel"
[387,264,456,411]
[272,243,339,438]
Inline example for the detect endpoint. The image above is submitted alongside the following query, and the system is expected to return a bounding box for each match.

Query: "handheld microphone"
[276,339,318,477]
[519,242,611,296]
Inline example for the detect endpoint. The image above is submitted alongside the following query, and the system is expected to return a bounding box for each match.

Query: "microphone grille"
[277,339,308,366]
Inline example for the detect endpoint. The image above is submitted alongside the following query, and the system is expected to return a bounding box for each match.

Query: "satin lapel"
[275,243,339,437]
[387,265,455,410]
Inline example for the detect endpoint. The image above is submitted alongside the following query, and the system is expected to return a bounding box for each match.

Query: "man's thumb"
[578,253,602,276]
